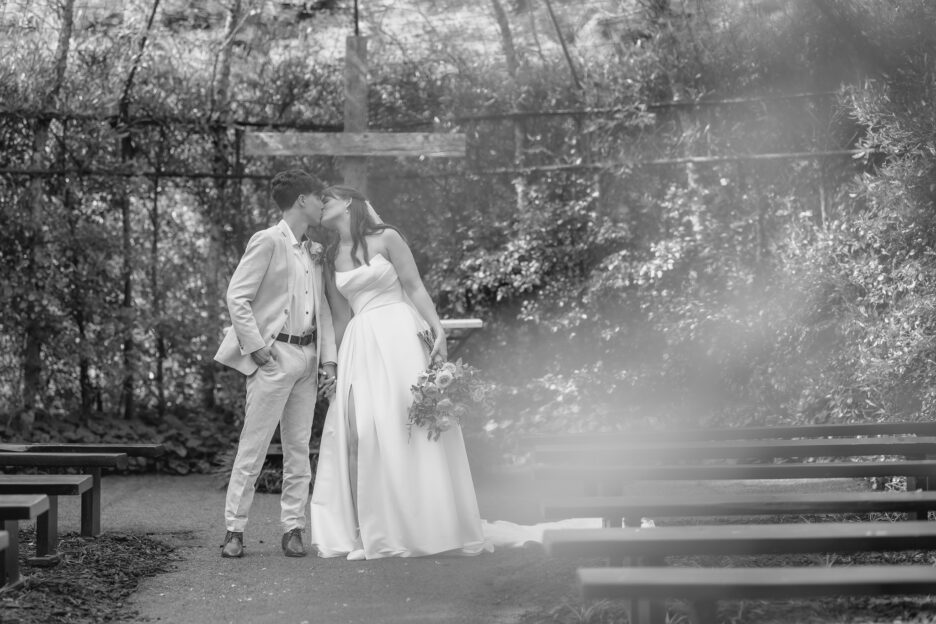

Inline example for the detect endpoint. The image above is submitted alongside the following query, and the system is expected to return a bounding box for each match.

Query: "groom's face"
[299,192,324,225]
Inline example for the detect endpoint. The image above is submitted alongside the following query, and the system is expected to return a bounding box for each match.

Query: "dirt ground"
[40,469,594,624]
[36,470,900,624]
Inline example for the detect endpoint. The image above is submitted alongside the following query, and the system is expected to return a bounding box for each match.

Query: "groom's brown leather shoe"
[282,528,306,557]
[221,531,244,558]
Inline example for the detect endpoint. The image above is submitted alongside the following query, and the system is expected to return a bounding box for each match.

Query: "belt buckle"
[291,334,301,345]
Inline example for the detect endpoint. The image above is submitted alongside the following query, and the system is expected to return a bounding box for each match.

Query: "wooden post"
[344,35,368,194]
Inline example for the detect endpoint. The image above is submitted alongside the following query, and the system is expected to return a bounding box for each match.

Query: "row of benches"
[533,421,936,624]
[0,443,165,588]
[0,439,310,589]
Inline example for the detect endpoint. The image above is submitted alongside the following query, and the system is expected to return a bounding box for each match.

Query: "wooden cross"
[245,35,480,355]
[244,35,465,194]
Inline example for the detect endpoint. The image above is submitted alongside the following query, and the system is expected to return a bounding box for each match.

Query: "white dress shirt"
[277,220,316,336]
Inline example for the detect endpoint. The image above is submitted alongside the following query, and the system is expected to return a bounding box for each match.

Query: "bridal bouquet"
[408,359,491,441]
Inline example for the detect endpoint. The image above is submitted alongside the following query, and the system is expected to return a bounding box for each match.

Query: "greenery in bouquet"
[408,359,492,441]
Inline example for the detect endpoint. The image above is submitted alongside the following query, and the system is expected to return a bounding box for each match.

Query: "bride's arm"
[325,272,352,348]
[381,229,447,362]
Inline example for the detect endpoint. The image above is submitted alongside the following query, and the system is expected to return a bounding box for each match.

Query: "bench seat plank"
[440,319,483,330]
[534,437,936,464]
[542,491,936,522]
[545,521,936,559]
[0,451,129,469]
[535,460,936,482]
[578,565,936,601]
[526,421,936,447]
[0,494,49,520]
[0,443,164,458]
[0,495,50,588]
[0,474,93,495]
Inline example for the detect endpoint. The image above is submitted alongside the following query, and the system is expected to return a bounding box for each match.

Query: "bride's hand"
[430,330,447,363]
[318,365,337,400]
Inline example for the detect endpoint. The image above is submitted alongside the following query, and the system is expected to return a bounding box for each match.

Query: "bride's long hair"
[320,185,405,272]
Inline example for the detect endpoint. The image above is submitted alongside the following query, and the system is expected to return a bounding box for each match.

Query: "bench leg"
[1,519,20,589]
[28,496,61,567]
[630,598,666,624]
[635,556,666,624]
[689,600,718,624]
[81,468,102,537]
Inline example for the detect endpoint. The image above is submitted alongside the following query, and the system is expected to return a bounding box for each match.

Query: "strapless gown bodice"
[335,253,406,316]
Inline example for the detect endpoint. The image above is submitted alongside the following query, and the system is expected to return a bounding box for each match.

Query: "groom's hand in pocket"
[251,346,276,367]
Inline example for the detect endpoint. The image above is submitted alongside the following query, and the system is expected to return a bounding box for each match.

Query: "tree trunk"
[21,0,76,420]
[150,177,166,417]
[201,0,243,410]
[118,177,134,419]
[63,178,95,416]
[117,0,162,419]
[489,0,518,78]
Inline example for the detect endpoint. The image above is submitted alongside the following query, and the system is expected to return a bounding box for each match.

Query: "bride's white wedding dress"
[308,253,489,558]
[307,253,638,559]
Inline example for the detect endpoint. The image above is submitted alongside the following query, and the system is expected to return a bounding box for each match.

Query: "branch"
[118,0,163,119]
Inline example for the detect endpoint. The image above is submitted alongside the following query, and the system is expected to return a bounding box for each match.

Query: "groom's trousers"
[225,341,319,533]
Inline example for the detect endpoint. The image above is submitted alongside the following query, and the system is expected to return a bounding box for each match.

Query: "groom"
[214,169,337,558]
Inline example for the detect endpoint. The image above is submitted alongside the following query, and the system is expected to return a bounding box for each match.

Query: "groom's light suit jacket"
[214,222,337,376]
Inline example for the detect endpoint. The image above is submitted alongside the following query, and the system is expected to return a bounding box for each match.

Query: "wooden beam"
[244,131,466,158]
[440,319,483,331]
[343,35,369,193]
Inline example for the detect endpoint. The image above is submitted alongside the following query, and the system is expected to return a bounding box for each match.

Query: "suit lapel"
[278,226,293,301]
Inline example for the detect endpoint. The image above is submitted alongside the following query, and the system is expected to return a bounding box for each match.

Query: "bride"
[307,185,489,559]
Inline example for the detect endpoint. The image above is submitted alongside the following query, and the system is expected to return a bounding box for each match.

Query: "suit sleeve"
[226,230,275,355]
[317,266,338,365]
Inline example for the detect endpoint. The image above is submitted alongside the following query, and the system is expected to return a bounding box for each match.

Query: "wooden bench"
[535,459,936,486]
[0,452,129,537]
[0,443,165,458]
[546,521,936,624]
[525,420,936,447]
[0,475,94,564]
[543,490,936,527]
[0,495,50,588]
[534,436,936,464]
[440,318,483,359]
[576,565,936,624]
[538,434,936,485]
[544,520,936,563]
[534,434,936,523]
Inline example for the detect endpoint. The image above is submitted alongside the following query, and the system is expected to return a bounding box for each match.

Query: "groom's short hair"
[270,169,321,211]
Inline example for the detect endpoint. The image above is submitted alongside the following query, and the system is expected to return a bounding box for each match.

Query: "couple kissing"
[213,169,488,561]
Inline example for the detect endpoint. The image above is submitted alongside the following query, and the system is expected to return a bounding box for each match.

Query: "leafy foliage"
[2,0,936,464]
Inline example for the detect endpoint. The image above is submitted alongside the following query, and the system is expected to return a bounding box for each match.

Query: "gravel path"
[43,470,872,624]
[48,470,579,624]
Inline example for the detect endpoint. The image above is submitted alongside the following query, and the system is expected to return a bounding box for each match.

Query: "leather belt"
[275,330,315,346]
